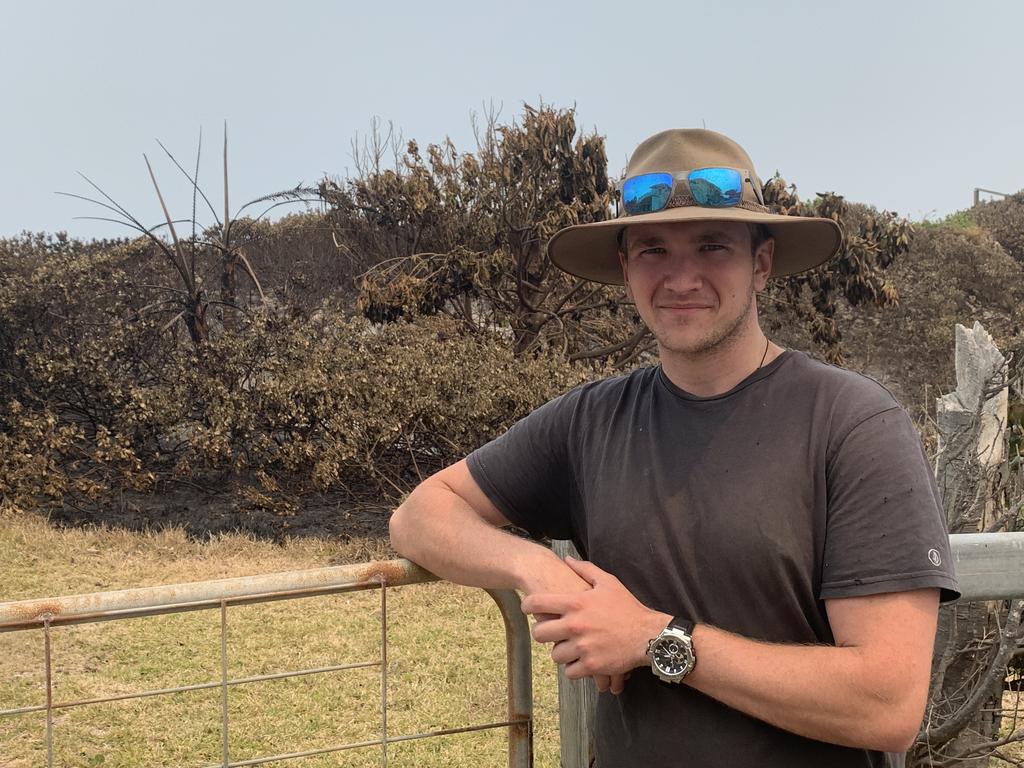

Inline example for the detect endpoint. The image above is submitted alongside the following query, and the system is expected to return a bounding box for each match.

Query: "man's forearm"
[682,623,926,753]
[527,560,937,754]
[601,606,926,753]
[389,478,578,594]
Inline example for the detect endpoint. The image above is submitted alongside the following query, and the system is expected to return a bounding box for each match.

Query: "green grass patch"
[917,207,977,230]
[0,513,561,767]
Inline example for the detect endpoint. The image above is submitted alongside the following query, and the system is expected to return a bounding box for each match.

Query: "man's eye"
[638,247,665,256]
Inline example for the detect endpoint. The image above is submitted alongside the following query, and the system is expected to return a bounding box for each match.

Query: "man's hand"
[389,462,632,692]
[519,556,633,695]
[521,556,669,683]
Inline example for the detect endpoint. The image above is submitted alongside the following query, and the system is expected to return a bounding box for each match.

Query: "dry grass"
[992,689,1024,765]
[0,511,561,767]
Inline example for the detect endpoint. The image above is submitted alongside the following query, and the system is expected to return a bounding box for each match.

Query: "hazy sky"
[2,1,1021,240]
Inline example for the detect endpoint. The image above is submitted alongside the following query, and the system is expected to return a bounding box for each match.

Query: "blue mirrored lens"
[688,168,743,207]
[622,172,674,214]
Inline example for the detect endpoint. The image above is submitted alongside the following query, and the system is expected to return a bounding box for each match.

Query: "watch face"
[652,634,694,678]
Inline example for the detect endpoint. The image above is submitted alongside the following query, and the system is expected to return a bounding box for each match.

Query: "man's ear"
[753,238,774,292]
[618,248,633,299]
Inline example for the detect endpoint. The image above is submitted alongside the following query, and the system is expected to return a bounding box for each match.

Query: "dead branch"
[922,599,1024,748]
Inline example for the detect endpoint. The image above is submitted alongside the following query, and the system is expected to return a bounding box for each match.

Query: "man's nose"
[660,253,704,292]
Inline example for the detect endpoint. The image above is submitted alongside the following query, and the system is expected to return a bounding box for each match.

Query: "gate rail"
[0,559,533,768]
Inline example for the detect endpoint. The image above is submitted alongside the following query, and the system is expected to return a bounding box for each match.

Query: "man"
[389,129,959,767]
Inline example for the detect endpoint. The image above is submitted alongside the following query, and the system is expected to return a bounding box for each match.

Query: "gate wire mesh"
[0,560,533,767]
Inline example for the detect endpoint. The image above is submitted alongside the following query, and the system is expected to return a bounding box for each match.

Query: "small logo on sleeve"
[928,549,942,567]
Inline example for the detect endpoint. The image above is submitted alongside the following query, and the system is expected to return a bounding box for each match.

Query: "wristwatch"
[647,617,696,683]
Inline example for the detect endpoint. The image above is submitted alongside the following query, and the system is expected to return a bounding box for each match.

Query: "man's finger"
[550,639,579,666]
[532,617,571,644]
[521,593,576,616]
[609,673,627,695]
[594,674,611,692]
[563,659,587,680]
[564,555,607,586]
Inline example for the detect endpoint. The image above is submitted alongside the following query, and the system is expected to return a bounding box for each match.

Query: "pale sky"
[2,0,1022,240]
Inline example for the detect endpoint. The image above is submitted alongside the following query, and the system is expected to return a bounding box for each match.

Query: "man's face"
[618,220,773,357]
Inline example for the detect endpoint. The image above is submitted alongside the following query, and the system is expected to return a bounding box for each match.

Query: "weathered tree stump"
[916,321,1010,767]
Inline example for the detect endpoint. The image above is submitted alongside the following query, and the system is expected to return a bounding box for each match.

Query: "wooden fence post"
[551,539,596,768]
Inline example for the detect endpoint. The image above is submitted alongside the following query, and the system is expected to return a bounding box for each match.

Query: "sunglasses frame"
[617,167,766,217]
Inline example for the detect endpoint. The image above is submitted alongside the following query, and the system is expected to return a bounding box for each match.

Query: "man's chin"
[655,324,747,358]
[656,335,723,357]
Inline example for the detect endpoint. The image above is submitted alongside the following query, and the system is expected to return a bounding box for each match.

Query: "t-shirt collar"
[656,350,793,402]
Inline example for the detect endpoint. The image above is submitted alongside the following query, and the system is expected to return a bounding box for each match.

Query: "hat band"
[617,191,770,219]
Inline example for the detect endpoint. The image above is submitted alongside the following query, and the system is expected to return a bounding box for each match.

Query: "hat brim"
[547,206,844,285]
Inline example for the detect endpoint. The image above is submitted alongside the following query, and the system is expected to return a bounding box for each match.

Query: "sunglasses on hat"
[620,167,765,216]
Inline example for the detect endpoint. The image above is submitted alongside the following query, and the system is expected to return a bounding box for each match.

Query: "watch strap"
[668,616,695,635]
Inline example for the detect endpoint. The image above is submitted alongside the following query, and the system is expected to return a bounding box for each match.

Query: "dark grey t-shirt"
[467,351,958,768]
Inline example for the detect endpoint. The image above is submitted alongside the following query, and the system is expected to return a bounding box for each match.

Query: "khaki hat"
[547,129,844,284]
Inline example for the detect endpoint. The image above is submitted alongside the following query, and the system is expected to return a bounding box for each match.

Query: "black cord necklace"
[757,336,770,370]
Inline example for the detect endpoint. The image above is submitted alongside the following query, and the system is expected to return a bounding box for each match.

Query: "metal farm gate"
[0,560,533,767]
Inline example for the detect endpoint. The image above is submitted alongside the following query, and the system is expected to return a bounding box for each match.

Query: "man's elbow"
[870,712,921,753]
[388,500,416,559]
[861,681,928,752]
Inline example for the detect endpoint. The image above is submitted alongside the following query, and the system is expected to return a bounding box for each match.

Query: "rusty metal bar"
[198,719,529,768]
[487,588,534,768]
[0,560,435,632]
[43,616,53,768]
[0,661,380,717]
[6,532,1014,633]
[380,577,387,768]
[220,600,230,768]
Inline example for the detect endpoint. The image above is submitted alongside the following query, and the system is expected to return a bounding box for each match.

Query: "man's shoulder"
[531,366,658,429]
[774,352,916,457]
[780,350,901,413]
[556,365,659,405]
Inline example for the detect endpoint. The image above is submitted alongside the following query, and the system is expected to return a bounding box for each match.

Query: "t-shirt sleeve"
[466,388,581,541]
[821,406,960,603]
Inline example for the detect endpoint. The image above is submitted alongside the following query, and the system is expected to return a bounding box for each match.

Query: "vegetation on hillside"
[2,105,941,527]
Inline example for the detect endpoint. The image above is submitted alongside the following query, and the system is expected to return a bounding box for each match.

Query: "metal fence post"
[486,589,534,768]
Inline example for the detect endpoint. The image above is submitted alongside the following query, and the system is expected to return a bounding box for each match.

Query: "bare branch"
[143,154,193,291]
[223,121,230,244]
[922,599,1024,748]
[153,134,221,231]
[159,310,185,334]
[569,328,650,362]
[236,249,265,301]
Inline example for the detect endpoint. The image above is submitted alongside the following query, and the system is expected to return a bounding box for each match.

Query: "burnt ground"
[42,483,394,543]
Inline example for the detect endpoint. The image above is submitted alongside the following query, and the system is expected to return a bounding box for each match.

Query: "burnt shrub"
[837,225,1024,409]
[972,191,1024,264]
[223,212,358,311]
[164,310,589,501]
[0,237,588,512]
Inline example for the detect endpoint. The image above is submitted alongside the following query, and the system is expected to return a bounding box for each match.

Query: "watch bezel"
[648,625,696,683]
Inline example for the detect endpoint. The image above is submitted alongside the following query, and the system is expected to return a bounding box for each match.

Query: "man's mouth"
[658,303,713,311]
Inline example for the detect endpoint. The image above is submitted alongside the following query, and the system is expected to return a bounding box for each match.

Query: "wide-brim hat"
[547,129,844,285]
